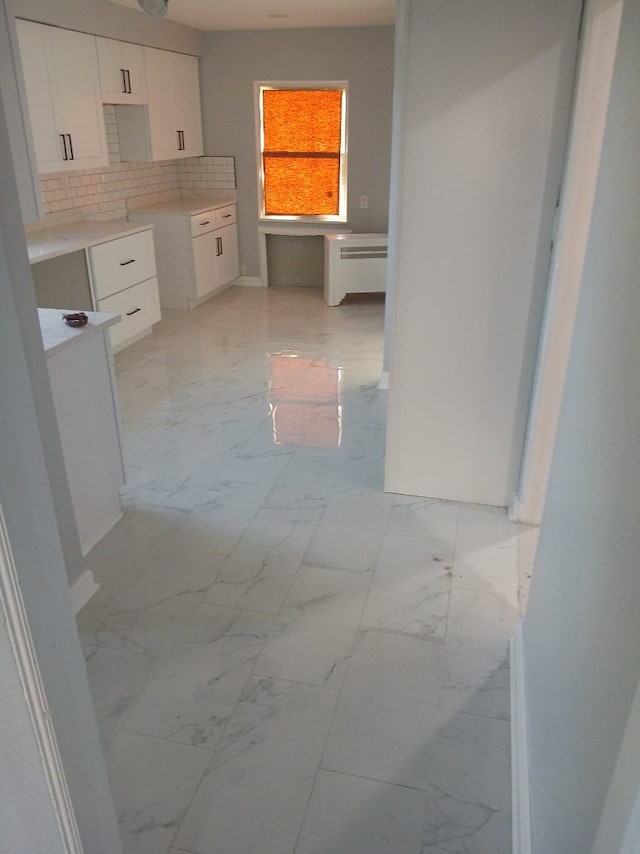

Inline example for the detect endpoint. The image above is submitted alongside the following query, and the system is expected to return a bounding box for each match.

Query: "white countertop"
[324,232,388,241]
[39,308,120,358]
[26,219,153,265]
[128,198,235,217]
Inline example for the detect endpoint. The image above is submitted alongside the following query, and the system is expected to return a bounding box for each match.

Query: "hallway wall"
[0,15,123,846]
[385,0,583,506]
[522,0,640,849]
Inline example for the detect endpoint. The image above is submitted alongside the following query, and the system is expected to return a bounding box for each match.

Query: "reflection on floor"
[77,286,521,854]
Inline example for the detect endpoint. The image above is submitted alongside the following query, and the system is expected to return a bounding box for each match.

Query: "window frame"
[255,81,349,223]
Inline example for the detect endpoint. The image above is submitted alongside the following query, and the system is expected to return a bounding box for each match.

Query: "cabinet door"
[97,38,147,105]
[172,52,203,158]
[16,20,64,173]
[192,232,217,298]
[215,223,240,288]
[16,21,107,173]
[48,28,108,170]
[144,47,179,160]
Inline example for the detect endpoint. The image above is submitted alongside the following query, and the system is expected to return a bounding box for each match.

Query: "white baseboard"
[509,497,542,526]
[234,276,263,288]
[511,622,532,854]
[79,509,123,558]
[377,371,389,390]
[70,569,100,615]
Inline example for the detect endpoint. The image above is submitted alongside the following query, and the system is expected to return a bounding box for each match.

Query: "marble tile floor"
[77,286,526,854]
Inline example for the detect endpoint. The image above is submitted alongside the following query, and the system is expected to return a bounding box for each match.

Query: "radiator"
[324,233,388,306]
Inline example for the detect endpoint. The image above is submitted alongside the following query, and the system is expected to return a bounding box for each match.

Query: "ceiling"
[106,0,396,31]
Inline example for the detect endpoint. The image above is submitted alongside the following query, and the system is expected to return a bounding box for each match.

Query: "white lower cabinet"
[89,227,161,351]
[129,203,239,309]
[192,229,218,298]
[215,223,240,291]
[98,278,161,351]
[191,220,239,299]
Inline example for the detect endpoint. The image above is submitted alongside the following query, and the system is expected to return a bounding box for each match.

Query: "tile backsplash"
[37,105,236,223]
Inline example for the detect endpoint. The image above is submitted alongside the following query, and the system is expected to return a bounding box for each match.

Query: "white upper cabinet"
[16,21,108,174]
[143,46,178,159]
[97,37,147,104]
[117,47,203,162]
[171,51,203,158]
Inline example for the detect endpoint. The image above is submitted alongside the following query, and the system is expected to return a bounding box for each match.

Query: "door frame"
[511,0,625,525]
[0,504,83,853]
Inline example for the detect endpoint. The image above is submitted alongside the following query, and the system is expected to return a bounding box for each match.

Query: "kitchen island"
[40,309,125,609]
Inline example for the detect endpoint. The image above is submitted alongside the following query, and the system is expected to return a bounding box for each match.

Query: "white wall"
[385,0,583,506]
[522,0,640,849]
[199,27,395,278]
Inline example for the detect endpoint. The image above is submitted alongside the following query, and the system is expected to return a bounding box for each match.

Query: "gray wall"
[12,0,204,54]
[522,0,640,850]
[200,27,395,277]
[385,0,582,506]
[0,30,122,848]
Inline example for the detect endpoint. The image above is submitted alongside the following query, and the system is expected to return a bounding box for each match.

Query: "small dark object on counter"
[62,312,89,328]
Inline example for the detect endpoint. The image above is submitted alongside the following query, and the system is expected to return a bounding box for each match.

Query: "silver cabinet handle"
[60,134,68,161]
[120,68,127,93]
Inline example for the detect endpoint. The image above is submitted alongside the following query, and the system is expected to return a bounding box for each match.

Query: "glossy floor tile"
[77,286,523,854]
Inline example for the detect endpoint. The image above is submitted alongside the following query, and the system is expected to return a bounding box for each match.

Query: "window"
[257,83,348,221]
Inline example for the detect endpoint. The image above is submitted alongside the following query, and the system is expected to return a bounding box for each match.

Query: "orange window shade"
[263,90,343,153]
[264,156,340,216]
[261,88,344,217]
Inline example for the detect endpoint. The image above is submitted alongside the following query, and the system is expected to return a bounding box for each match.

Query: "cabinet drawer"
[90,231,157,300]
[189,211,217,237]
[189,205,236,237]
[98,277,161,350]
[213,204,236,229]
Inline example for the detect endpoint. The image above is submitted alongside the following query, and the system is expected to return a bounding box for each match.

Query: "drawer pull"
[125,307,142,316]
[222,213,232,218]
[199,221,211,226]
[120,259,136,266]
